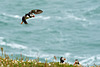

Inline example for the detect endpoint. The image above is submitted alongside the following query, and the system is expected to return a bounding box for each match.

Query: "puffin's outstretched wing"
[31,9,43,14]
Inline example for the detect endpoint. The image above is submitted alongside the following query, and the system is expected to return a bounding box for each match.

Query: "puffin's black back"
[60,57,64,63]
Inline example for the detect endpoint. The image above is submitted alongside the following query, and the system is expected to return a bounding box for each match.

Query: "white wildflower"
[28,60,31,62]
[15,61,18,64]
[1,64,3,67]
[35,63,37,65]
[49,63,51,66]
[24,63,25,66]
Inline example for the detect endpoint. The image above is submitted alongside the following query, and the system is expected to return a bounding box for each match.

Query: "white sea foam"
[7,43,27,49]
[0,37,27,49]
[55,14,87,22]
[67,15,87,21]
[80,56,95,65]
[0,37,4,40]
[95,62,100,65]
[2,13,22,19]
[2,13,50,20]
[74,56,87,59]
[84,5,99,13]
[2,13,87,21]
[23,52,54,60]
[0,41,6,45]
[0,37,6,45]
[64,53,71,57]
[23,50,54,58]
[23,52,38,58]
[13,15,22,19]
[96,55,100,60]
[35,16,51,20]
[40,54,54,58]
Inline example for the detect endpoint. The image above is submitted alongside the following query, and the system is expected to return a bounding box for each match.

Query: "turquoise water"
[0,0,100,65]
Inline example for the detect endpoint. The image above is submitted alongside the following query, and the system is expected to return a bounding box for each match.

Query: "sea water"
[0,0,100,65]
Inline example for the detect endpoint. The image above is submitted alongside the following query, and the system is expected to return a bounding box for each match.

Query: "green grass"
[0,56,73,67]
[0,47,99,67]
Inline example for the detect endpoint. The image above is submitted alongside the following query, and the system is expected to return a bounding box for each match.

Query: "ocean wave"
[0,37,4,40]
[0,20,9,25]
[2,13,50,20]
[22,52,38,58]
[74,56,86,59]
[2,13,22,19]
[35,16,50,20]
[7,43,27,49]
[0,37,6,45]
[84,5,100,16]
[67,15,87,21]
[22,52,100,65]
[1,13,87,22]
[1,41,100,66]
[22,51,53,58]
[0,37,27,49]
[39,54,54,59]
[71,55,100,65]
[23,52,54,61]
[80,56,95,65]
[64,54,100,65]
[96,55,100,60]
[54,13,87,22]
[64,53,71,58]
